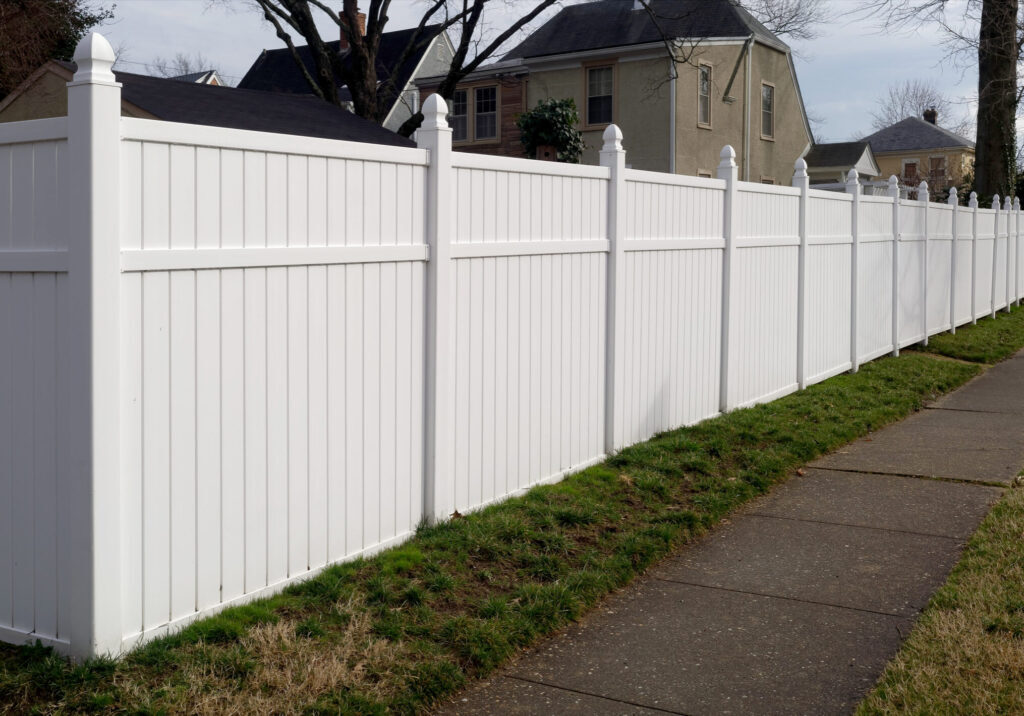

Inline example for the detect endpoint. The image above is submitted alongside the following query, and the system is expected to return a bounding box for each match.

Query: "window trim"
[449,82,502,146]
[697,62,713,129]
[583,61,616,130]
[902,158,920,182]
[760,81,775,141]
[928,154,947,184]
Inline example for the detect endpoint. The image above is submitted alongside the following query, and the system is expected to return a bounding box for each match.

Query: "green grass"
[0,348,994,714]
[911,304,1024,363]
[857,486,1024,716]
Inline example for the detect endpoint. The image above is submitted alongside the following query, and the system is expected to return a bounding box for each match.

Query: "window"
[904,161,918,181]
[450,89,468,141]
[761,82,774,139]
[698,64,712,127]
[475,86,497,140]
[929,156,946,183]
[587,66,614,125]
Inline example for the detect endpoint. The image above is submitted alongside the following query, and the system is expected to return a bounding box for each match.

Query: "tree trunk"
[975,0,1019,199]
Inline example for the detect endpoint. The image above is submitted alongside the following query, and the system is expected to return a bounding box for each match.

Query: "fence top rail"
[859,194,896,205]
[623,168,726,190]
[737,181,801,197]
[806,188,853,202]
[450,151,611,180]
[121,117,430,166]
[0,116,68,146]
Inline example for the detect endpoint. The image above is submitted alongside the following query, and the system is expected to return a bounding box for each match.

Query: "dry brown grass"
[858,487,1024,715]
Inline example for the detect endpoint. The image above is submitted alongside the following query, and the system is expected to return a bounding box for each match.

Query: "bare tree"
[146,52,218,79]
[869,79,975,138]
[858,0,1019,199]
[741,0,829,40]
[0,0,112,99]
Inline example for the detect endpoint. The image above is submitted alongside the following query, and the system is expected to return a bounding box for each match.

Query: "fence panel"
[805,192,853,382]
[976,210,996,317]
[731,184,800,406]
[898,202,927,346]
[117,124,429,646]
[857,197,895,361]
[928,204,954,333]
[0,126,71,650]
[953,207,974,325]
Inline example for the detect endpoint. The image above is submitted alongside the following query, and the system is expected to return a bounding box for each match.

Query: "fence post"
[65,33,122,658]
[919,181,930,346]
[889,176,900,356]
[970,191,979,323]
[793,158,809,388]
[1005,195,1013,312]
[1015,197,1021,305]
[991,194,1001,318]
[846,169,861,371]
[600,125,627,452]
[418,94,456,524]
[948,188,958,333]
[718,146,739,412]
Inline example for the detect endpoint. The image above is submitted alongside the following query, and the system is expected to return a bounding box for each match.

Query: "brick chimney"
[923,107,937,125]
[339,9,366,50]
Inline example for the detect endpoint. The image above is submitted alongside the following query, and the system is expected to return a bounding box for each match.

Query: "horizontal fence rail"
[2,33,1022,658]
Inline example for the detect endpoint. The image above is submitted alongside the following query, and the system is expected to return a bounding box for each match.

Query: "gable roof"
[863,116,975,153]
[804,141,880,178]
[238,25,442,108]
[504,0,787,61]
[47,61,412,146]
[171,70,221,85]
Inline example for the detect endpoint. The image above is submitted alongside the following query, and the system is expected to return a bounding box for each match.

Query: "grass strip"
[910,304,1024,364]
[0,354,981,715]
[857,485,1024,716]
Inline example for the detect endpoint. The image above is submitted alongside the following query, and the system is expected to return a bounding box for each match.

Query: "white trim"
[0,624,70,653]
[451,151,610,179]
[734,382,800,410]
[625,238,726,251]
[806,362,853,385]
[120,117,429,165]
[807,235,853,246]
[383,33,451,127]
[0,249,69,272]
[738,182,801,197]
[625,168,725,189]
[120,245,429,272]
[736,235,800,248]
[0,116,68,145]
[450,240,609,258]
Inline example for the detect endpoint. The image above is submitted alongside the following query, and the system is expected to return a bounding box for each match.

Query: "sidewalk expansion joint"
[812,466,1010,489]
[503,675,691,716]
[925,405,1018,416]
[743,512,967,541]
[650,577,916,620]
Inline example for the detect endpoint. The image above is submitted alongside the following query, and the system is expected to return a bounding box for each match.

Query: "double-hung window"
[761,82,774,139]
[698,64,712,127]
[450,86,498,142]
[587,66,614,125]
[450,90,469,141]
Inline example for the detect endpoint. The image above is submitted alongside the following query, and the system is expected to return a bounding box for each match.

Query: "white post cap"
[947,187,958,205]
[1005,195,1013,211]
[992,194,1001,210]
[421,93,449,131]
[601,124,623,153]
[72,32,117,84]
[970,191,979,208]
[718,145,737,169]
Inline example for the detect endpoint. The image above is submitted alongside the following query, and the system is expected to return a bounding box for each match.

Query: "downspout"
[743,36,752,182]
[669,56,676,173]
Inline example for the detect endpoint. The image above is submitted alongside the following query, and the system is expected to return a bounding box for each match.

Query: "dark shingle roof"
[504,0,787,60]
[171,70,218,84]
[55,61,412,146]
[863,116,974,153]
[804,141,870,168]
[238,25,441,109]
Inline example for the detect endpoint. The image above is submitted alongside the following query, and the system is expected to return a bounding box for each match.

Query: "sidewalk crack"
[502,675,692,715]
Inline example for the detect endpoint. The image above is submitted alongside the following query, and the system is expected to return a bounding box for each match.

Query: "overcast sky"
[99,0,980,142]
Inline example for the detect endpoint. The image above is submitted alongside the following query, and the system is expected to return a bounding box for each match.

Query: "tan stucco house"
[862,110,975,195]
[426,0,813,182]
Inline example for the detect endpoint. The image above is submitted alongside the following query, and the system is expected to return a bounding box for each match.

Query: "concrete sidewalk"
[437,353,1024,716]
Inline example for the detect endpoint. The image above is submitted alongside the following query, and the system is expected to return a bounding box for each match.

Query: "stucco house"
[418,0,812,181]
[862,110,975,194]
[239,19,454,134]
[0,60,412,146]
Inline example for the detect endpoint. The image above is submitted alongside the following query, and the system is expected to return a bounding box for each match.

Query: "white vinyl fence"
[3,34,1023,658]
